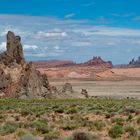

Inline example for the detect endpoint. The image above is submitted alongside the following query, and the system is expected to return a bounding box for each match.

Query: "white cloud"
[71,41,92,47]
[54,46,60,50]
[23,44,38,50]
[1,14,140,64]
[65,13,76,19]
[36,31,67,38]
[0,42,6,51]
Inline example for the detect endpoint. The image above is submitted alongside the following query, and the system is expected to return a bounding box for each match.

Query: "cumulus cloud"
[0,14,140,64]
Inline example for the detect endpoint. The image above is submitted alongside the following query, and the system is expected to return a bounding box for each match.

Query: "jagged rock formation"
[83,56,113,68]
[61,83,74,93]
[0,32,25,66]
[81,89,89,98]
[0,31,58,99]
[128,57,140,68]
[58,83,84,98]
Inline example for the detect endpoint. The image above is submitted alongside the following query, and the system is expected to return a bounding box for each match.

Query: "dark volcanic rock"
[0,31,58,99]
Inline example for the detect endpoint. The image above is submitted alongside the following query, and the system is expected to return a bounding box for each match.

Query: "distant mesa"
[82,56,113,68]
[34,60,76,68]
[34,56,113,69]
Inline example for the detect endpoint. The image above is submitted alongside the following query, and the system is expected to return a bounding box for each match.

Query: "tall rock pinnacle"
[0,31,58,99]
[6,31,25,64]
[0,31,25,66]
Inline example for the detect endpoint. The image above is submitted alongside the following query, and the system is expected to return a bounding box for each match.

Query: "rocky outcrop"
[128,57,140,68]
[83,56,113,68]
[58,83,84,98]
[61,83,74,93]
[0,31,58,99]
[0,31,25,66]
[81,89,89,98]
[0,67,12,90]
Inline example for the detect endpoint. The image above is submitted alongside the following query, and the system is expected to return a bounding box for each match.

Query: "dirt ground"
[50,79,140,99]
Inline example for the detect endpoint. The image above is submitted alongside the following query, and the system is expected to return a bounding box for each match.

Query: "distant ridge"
[33,56,113,69]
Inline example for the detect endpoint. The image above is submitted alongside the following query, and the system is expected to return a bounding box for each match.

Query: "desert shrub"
[44,131,60,140]
[20,134,38,140]
[17,130,26,137]
[93,120,106,130]
[0,114,5,119]
[0,122,18,135]
[111,117,124,125]
[33,119,49,134]
[94,110,103,115]
[72,131,101,140]
[60,119,78,130]
[66,107,78,114]
[126,114,133,122]
[137,116,140,124]
[15,115,20,121]
[124,125,136,136]
[21,109,33,116]
[55,108,64,113]
[108,125,123,138]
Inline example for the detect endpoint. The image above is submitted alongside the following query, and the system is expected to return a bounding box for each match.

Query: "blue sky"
[0,0,140,64]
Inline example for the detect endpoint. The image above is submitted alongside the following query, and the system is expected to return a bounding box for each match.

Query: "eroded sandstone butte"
[0,31,59,99]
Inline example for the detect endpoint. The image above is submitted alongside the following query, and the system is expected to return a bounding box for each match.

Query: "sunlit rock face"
[0,31,58,99]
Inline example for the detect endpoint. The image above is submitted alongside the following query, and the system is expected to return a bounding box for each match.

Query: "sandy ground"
[50,79,140,99]
[39,67,140,80]
[39,67,140,98]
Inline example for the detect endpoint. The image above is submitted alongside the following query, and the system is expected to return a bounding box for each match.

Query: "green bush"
[44,131,60,140]
[108,125,123,138]
[66,107,78,114]
[60,119,78,130]
[72,131,101,140]
[124,125,136,136]
[55,108,64,113]
[20,134,38,140]
[137,116,140,124]
[21,109,33,116]
[33,119,49,134]
[0,114,5,119]
[0,122,18,135]
[111,117,124,125]
[94,120,105,130]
